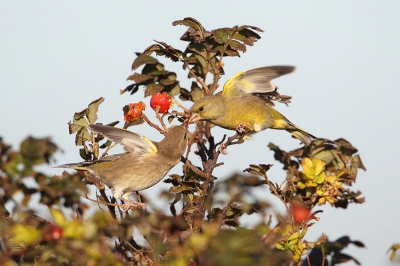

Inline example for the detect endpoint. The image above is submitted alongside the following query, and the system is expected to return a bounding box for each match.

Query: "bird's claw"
[236,123,251,134]
[121,199,146,212]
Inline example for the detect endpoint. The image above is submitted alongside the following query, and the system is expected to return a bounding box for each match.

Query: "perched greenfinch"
[189,66,316,145]
[56,124,188,210]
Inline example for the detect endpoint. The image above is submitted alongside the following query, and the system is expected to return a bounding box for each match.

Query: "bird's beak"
[189,113,201,124]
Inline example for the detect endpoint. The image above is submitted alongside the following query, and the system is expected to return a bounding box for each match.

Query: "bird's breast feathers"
[217,96,271,130]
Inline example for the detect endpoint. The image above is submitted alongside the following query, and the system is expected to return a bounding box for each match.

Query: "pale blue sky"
[1,1,400,265]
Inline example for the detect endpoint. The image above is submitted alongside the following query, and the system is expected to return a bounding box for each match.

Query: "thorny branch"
[141,113,166,134]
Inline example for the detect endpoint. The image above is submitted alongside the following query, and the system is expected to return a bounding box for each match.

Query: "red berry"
[291,205,311,223]
[51,224,63,240]
[150,92,171,113]
[43,224,63,242]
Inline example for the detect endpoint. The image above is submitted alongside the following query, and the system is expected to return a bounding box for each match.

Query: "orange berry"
[123,101,146,122]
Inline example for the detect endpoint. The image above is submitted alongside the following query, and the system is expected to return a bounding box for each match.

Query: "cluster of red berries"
[124,92,171,122]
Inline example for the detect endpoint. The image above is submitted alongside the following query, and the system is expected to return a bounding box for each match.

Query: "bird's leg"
[236,122,253,134]
[120,198,146,212]
[117,190,146,212]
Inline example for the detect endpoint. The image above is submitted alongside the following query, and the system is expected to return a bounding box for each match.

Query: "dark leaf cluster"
[122,17,263,99]
[303,236,365,266]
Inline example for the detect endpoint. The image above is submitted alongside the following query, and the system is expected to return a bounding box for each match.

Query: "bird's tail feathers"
[288,127,316,146]
[53,163,89,171]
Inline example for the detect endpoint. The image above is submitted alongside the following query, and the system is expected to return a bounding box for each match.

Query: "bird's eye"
[199,107,204,112]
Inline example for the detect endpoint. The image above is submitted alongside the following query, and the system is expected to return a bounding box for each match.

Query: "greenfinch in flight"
[56,124,188,210]
[189,66,316,145]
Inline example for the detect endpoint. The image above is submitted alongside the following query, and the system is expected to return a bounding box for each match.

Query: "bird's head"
[189,96,225,123]
[158,126,188,158]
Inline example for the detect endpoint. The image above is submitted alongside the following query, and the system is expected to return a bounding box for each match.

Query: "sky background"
[1,1,400,265]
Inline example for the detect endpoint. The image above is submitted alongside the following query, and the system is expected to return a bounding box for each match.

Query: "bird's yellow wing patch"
[222,70,245,96]
[87,124,158,155]
[222,66,296,96]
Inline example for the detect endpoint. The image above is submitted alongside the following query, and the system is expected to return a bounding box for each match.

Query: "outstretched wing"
[87,124,158,156]
[222,66,296,97]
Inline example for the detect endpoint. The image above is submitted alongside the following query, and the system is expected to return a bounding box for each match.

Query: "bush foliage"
[1,17,368,265]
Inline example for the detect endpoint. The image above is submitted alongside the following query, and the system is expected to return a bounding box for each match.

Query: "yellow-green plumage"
[189,66,316,145]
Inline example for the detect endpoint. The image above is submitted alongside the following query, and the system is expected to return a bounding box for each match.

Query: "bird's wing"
[87,124,158,155]
[92,154,125,162]
[222,66,296,96]
[53,153,127,171]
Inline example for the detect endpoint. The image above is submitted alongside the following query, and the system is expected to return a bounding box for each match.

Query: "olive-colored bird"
[56,124,188,210]
[189,66,316,145]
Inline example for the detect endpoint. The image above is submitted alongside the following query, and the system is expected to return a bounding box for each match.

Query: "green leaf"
[75,127,91,146]
[68,98,101,146]
[225,206,243,218]
[132,55,159,70]
[169,185,195,193]
[126,73,153,83]
[123,117,145,128]
[187,42,207,56]
[194,54,207,69]
[190,82,204,102]
[142,63,165,75]
[142,44,164,55]
[68,110,88,134]
[159,78,177,86]
[179,87,191,101]
[189,64,205,79]
[227,40,246,52]
[214,28,230,44]
[168,83,181,96]
[20,137,57,159]
[166,72,177,81]
[79,148,92,160]
[87,97,104,124]
[144,83,164,97]
[335,138,358,157]
[235,27,263,46]
[120,83,139,95]
[243,164,273,178]
[351,154,366,171]
[153,40,183,62]
[172,17,205,40]
[312,150,335,166]
[237,25,264,33]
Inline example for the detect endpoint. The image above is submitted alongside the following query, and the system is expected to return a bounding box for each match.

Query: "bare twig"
[183,61,210,95]
[153,106,168,132]
[80,192,122,208]
[171,97,189,112]
[100,143,117,158]
[181,157,207,179]
[217,132,243,155]
[215,193,240,228]
[321,244,325,266]
[141,113,165,134]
